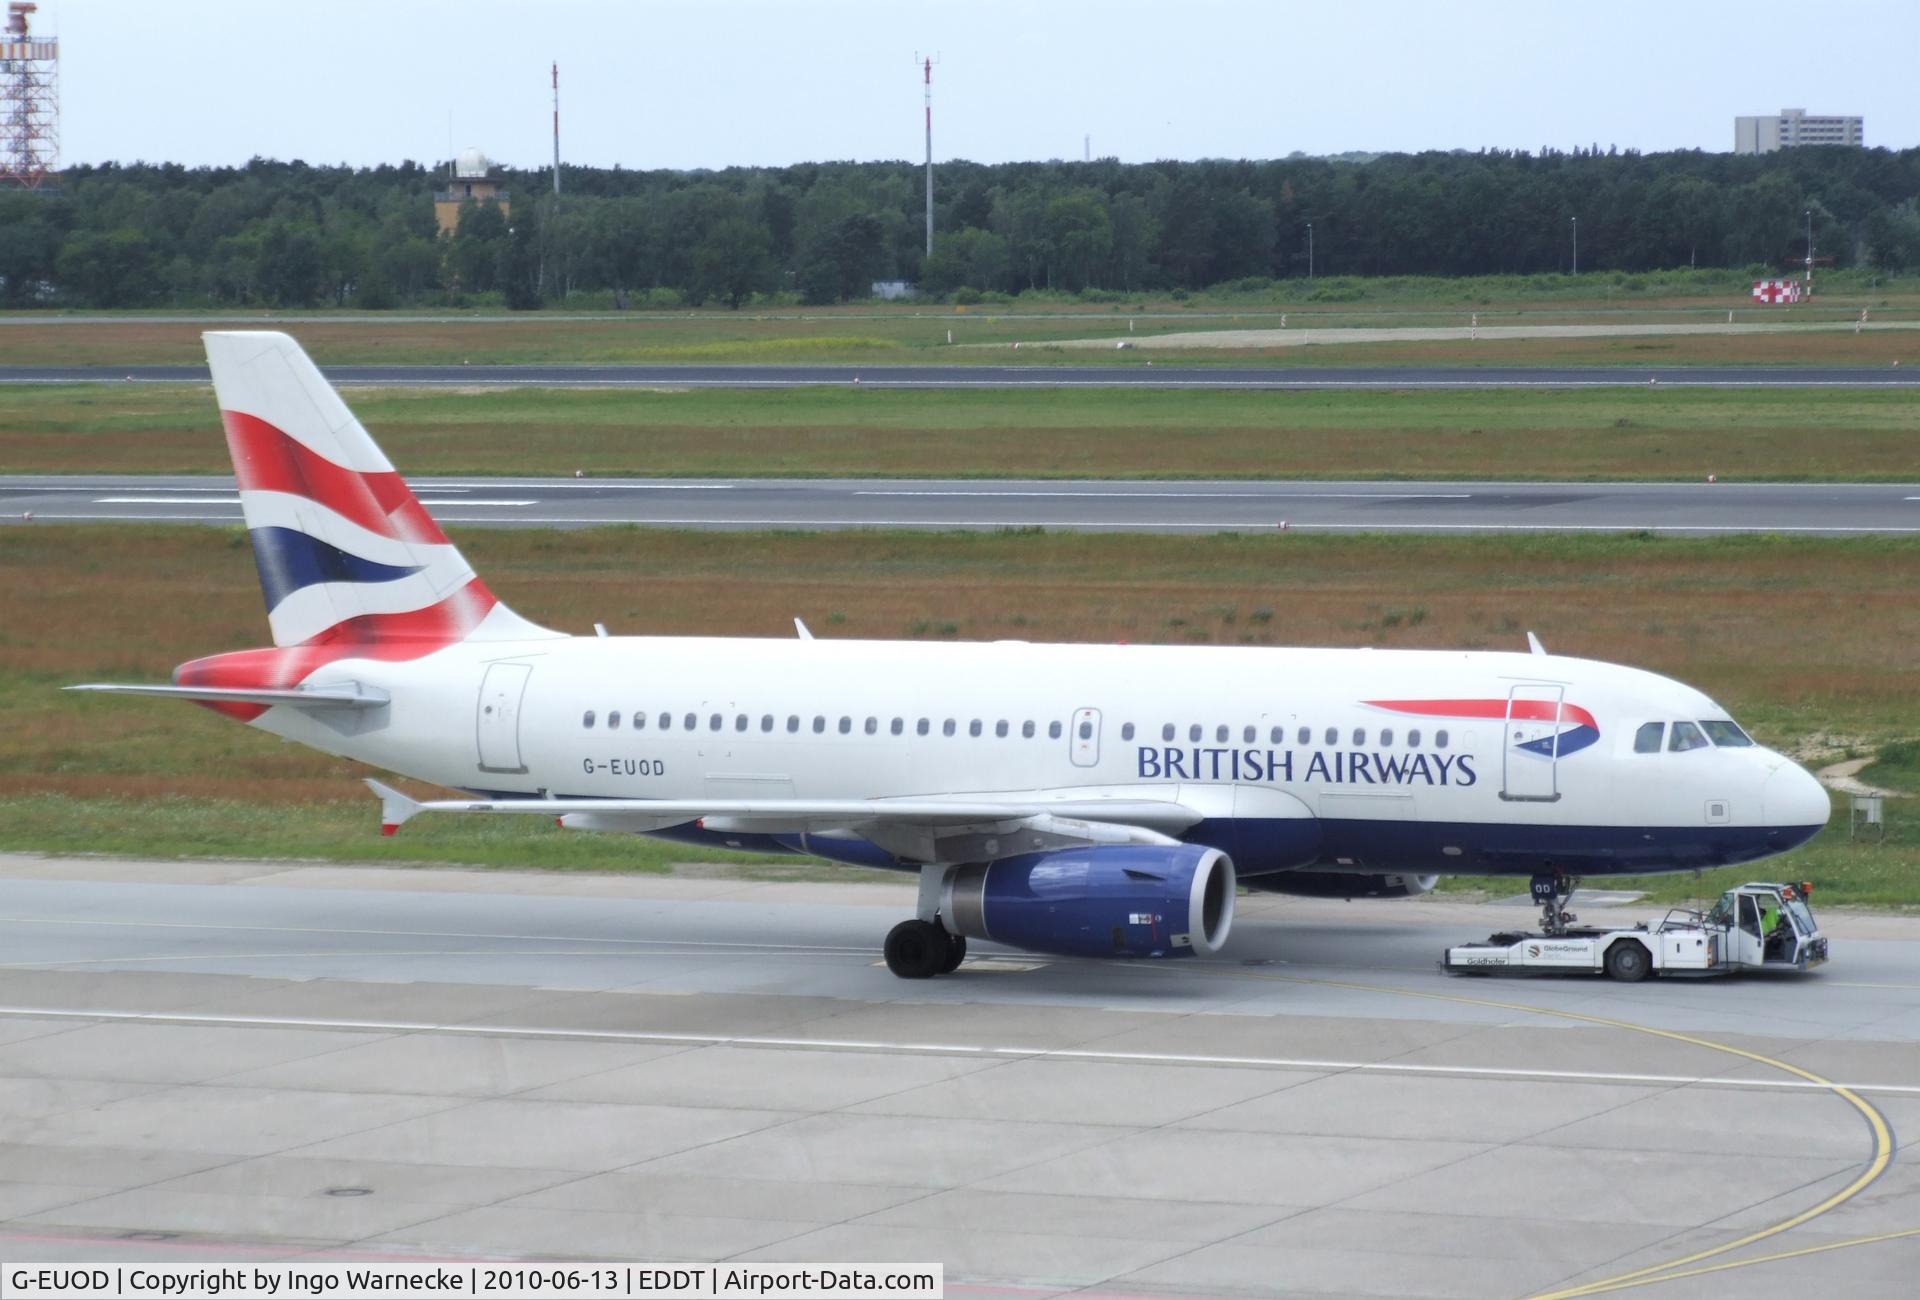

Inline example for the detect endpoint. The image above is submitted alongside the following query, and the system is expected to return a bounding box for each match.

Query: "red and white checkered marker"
[1751,280,1803,304]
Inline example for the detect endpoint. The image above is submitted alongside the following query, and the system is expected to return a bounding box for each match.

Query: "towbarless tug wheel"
[883,918,950,978]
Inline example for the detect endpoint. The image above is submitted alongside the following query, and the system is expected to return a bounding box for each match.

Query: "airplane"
[72,332,1834,979]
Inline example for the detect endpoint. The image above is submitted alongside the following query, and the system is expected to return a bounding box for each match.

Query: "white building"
[1734,109,1863,154]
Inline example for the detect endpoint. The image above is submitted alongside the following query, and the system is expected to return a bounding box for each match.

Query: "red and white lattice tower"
[0,2,57,189]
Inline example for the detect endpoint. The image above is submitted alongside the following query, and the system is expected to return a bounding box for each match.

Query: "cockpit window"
[1633,722,1665,754]
[1699,720,1754,748]
[1668,720,1709,752]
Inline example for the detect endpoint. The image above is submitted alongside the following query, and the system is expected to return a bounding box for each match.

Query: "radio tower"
[0,2,57,190]
[919,54,936,255]
[550,62,560,196]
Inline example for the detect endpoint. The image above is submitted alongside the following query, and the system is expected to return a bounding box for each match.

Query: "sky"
[40,0,1920,171]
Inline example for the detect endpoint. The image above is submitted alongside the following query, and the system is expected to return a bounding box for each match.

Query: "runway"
[2,855,1916,1294]
[7,474,1919,535]
[4,362,1920,389]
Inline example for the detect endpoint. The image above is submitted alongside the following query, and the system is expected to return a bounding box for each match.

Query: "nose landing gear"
[1530,870,1582,937]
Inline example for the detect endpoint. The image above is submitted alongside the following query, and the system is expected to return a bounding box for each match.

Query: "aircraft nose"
[1763,760,1832,849]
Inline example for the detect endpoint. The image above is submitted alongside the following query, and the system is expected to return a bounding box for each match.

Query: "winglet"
[365,778,422,836]
[794,617,814,641]
[1526,631,1547,656]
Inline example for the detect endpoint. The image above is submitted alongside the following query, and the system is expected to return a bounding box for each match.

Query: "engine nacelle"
[942,844,1235,960]
[1247,870,1439,900]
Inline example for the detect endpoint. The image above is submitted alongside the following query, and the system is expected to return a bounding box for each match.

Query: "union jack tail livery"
[205,331,552,649]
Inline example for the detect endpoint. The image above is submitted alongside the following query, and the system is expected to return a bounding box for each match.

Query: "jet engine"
[941,844,1235,960]
[1247,870,1439,900]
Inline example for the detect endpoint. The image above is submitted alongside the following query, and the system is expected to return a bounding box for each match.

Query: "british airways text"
[1135,746,1478,786]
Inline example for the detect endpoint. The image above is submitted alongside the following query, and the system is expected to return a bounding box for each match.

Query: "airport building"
[1734,108,1863,153]
[433,146,509,235]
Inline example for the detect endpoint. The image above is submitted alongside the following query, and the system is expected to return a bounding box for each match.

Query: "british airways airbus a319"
[74,333,1833,977]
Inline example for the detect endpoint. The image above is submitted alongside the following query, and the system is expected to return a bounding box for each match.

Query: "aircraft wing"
[367,779,1200,859]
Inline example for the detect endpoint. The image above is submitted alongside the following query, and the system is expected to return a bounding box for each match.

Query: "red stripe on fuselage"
[221,410,448,545]
[1364,697,1600,731]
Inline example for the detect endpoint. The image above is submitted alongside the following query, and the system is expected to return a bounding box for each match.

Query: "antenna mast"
[551,62,561,196]
[918,54,938,256]
[0,2,58,190]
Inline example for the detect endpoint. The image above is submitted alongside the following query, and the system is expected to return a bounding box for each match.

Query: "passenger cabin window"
[1380,728,1392,746]
[813,716,826,734]
[659,713,672,731]
[1244,725,1257,743]
[1049,721,1063,739]
[969,720,982,737]
[787,715,800,733]
[1162,723,1176,741]
[1700,720,1754,748]
[683,712,697,731]
[838,717,852,734]
[1079,720,1093,740]
[761,715,773,732]
[1435,729,1449,748]
[634,712,647,731]
[1298,726,1310,745]
[1406,728,1420,747]
[735,714,748,732]
[1028,721,1041,739]
[1216,725,1229,743]
[1669,720,1710,752]
[1189,724,1203,742]
[943,719,956,737]
[1120,723,1134,741]
[917,718,930,736]
[891,718,904,736]
[608,711,621,730]
[995,720,1008,738]
[1352,728,1366,745]
[864,717,878,735]
[709,714,722,731]
[582,710,596,729]
[1634,722,1665,754]
[1270,726,1283,743]
[1325,727,1338,745]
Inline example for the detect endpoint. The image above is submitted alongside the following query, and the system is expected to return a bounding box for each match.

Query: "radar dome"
[454,147,492,179]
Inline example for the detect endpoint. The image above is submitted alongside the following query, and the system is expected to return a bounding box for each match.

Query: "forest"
[4,145,1920,309]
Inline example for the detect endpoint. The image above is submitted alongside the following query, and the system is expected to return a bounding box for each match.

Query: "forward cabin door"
[1502,683,1563,802]
[476,662,533,774]
[1069,707,1102,768]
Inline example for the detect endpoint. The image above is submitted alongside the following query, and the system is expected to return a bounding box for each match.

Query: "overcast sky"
[43,0,1920,170]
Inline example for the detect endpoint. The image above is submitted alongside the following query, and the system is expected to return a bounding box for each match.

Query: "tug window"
[1026,721,1039,739]
[1634,722,1665,754]
[1669,720,1710,753]
[1120,722,1134,741]
[582,710,596,729]
[608,712,621,731]
[1049,721,1063,740]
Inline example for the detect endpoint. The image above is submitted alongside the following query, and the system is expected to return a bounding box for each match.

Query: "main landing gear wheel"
[938,932,967,974]
[1605,940,1652,983]
[884,919,949,979]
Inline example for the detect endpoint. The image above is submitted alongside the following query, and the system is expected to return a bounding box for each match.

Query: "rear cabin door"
[1502,684,1565,802]
[1069,707,1101,768]
[477,662,533,774]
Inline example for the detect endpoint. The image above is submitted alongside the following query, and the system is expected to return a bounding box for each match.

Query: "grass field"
[6,383,1920,481]
[1,523,1915,905]
[4,293,1919,368]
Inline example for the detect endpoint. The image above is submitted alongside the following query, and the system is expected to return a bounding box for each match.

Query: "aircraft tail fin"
[202,331,555,649]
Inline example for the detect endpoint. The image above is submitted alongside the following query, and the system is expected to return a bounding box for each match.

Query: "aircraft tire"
[937,931,967,974]
[1604,939,1652,983]
[884,919,948,979]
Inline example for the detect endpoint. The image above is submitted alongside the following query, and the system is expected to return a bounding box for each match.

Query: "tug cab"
[1705,881,1827,971]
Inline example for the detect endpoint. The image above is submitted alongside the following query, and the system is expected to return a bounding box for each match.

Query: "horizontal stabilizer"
[67,683,390,710]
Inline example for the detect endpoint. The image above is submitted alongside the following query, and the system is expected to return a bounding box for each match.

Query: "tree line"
[4,145,1920,310]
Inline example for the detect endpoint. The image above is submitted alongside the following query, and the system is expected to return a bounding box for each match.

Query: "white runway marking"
[852,490,1475,500]
[3,1003,1916,1096]
[90,496,535,507]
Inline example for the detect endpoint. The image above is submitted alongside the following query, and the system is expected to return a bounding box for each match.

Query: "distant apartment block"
[1734,108,1863,154]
